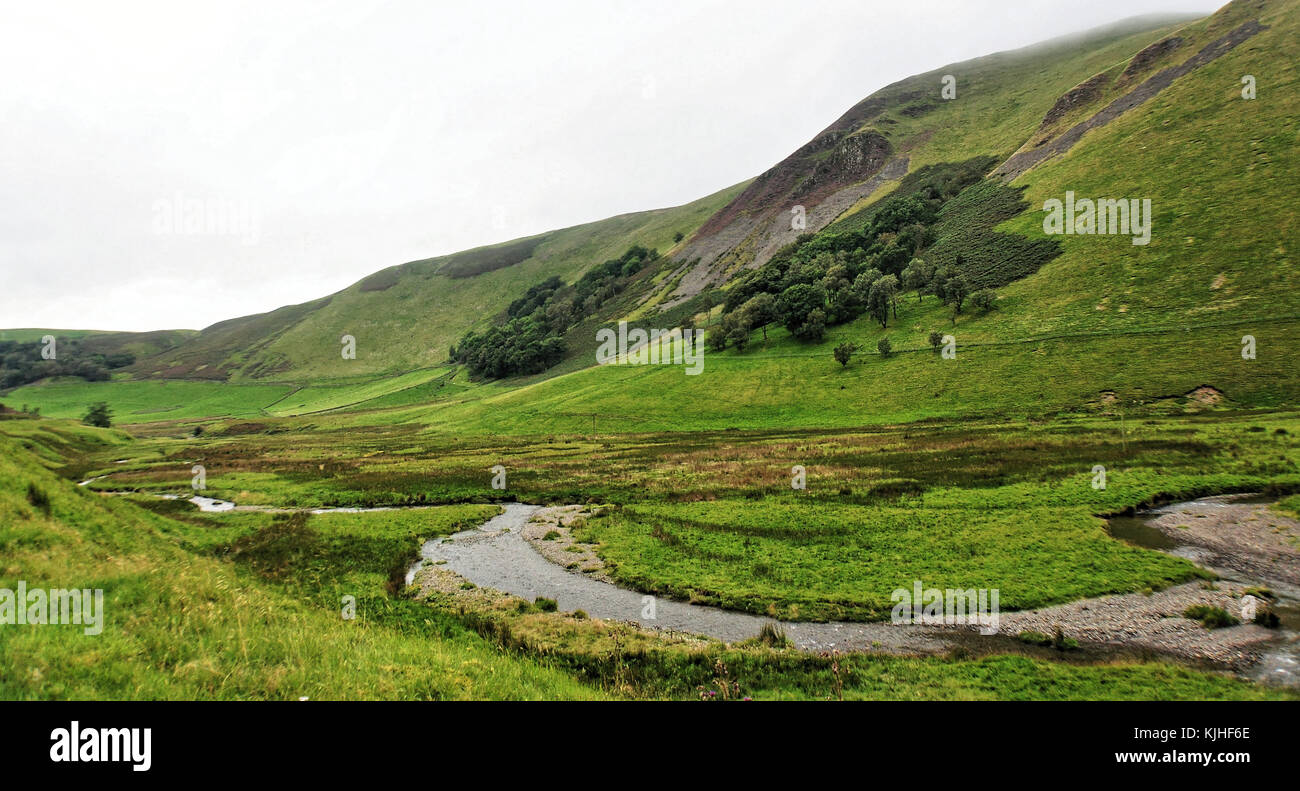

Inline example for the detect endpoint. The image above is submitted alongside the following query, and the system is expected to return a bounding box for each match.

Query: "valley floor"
[4,407,1300,700]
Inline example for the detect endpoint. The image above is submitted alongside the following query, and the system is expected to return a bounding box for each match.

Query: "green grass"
[1275,493,1300,519]
[5,416,1297,700]
[3,378,293,423]
[587,500,1201,621]
[0,432,602,700]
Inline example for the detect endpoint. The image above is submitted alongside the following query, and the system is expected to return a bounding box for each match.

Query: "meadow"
[4,417,1296,700]
[59,406,1300,623]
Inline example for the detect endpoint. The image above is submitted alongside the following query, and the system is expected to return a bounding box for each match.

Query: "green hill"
[122,183,746,384]
[3,0,1296,433]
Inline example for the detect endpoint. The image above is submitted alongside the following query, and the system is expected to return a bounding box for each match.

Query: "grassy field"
[3,418,1294,700]
[59,408,1300,622]
[2,378,294,422]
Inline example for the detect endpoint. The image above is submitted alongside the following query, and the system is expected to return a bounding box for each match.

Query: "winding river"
[80,479,1300,684]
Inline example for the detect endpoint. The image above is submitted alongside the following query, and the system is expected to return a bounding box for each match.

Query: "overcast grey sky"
[0,0,1221,332]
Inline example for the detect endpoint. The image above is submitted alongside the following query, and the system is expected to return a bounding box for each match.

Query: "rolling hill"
[3,0,1296,433]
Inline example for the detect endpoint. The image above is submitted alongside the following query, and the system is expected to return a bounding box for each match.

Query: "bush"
[534,597,558,612]
[833,341,859,367]
[1017,626,1078,650]
[876,337,892,357]
[1183,604,1240,629]
[757,622,791,648]
[82,402,112,428]
[928,331,944,352]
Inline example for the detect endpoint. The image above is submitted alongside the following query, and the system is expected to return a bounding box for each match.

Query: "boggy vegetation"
[75,408,1300,623]
[27,413,1300,700]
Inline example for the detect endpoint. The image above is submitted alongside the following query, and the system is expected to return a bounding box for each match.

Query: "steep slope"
[652,12,1205,309]
[305,0,1298,434]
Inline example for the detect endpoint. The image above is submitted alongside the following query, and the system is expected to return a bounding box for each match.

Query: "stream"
[80,475,1300,684]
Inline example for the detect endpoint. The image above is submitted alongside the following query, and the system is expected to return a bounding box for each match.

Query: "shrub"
[757,622,791,648]
[1018,630,1052,647]
[82,402,112,428]
[833,341,859,367]
[876,337,892,357]
[1018,627,1077,650]
[534,597,558,612]
[928,331,944,352]
[1183,604,1240,629]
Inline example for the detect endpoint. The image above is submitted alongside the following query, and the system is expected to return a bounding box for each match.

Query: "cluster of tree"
[715,246,997,350]
[451,245,660,378]
[0,340,135,389]
[706,162,1012,351]
[832,336,897,367]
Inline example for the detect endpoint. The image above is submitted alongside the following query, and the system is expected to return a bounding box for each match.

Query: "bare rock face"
[659,125,901,309]
[1122,36,1184,79]
[1038,72,1111,131]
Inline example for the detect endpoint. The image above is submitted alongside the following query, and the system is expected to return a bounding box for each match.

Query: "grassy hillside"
[662,11,1204,299]
[267,0,1294,436]
[124,182,746,384]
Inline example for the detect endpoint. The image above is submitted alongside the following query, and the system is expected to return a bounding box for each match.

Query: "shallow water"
[407,503,958,652]
[1106,495,1300,686]
[401,499,1300,683]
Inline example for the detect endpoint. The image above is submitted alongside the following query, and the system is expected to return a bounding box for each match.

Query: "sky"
[0,0,1222,332]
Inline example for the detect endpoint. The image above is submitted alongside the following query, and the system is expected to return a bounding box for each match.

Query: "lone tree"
[876,336,893,357]
[83,401,112,428]
[833,341,859,367]
[928,330,944,353]
[943,273,970,321]
[969,288,997,313]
